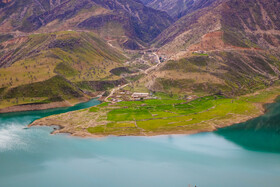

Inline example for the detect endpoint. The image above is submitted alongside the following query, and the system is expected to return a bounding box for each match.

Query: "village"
[104,85,198,103]
[108,89,155,103]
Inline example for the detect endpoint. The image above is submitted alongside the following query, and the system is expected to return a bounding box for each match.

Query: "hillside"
[141,0,280,97]
[141,50,280,97]
[154,0,280,54]
[0,31,126,109]
[0,0,173,49]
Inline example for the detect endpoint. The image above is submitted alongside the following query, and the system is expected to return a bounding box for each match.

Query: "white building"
[131,93,149,100]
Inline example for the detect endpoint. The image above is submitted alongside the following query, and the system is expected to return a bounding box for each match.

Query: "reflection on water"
[216,102,280,152]
[0,99,280,187]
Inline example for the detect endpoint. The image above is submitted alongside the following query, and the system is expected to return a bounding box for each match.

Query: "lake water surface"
[0,99,280,187]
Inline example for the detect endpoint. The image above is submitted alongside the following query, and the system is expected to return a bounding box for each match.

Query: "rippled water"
[0,99,280,187]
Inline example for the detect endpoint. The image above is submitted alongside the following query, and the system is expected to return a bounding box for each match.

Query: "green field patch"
[143,99,164,105]
[154,92,180,99]
[137,116,193,131]
[154,104,174,111]
[107,108,152,121]
[88,122,139,135]
[88,126,105,134]
[98,102,109,108]
[117,100,144,107]
[150,111,179,118]
[116,99,185,107]
[89,91,275,135]
[107,122,135,128]
[89,107,99,112]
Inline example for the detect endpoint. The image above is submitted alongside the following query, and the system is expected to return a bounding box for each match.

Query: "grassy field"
[86,94,258,135]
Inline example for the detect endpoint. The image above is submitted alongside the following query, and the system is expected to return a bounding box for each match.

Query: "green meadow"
[86,92,265,135]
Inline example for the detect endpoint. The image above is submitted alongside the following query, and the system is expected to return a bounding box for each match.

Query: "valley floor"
[29,85,280,137]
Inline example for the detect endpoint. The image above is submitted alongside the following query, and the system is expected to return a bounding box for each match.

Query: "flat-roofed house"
[131,93,149,100]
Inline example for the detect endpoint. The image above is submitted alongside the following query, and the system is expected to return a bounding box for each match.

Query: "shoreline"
[0,97,91,114]
[28,86,280,138]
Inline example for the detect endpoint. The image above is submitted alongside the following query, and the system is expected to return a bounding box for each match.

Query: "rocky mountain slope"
[154,0,280,54]
[0,0,173,49]
[141,0,280,97]
[141,0,216,19]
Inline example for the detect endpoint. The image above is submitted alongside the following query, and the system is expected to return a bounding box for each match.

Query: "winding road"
[104,52,162,102]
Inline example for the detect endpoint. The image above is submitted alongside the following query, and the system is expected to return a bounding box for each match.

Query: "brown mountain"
[144,0,280,96]
[0,0,173,49]
[141,0,216,19]
[155,0,280,56]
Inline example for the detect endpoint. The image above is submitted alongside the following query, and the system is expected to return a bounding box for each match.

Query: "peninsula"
[29,86,280,137]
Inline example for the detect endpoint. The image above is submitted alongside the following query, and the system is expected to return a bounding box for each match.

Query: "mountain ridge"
[154,0,280,57]
[0,0,173,49]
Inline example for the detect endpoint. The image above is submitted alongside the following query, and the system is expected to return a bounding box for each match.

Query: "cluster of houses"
[109,90,153,103]
[131,92,150,100]
[193,50,207,54]
[108,89,198,103]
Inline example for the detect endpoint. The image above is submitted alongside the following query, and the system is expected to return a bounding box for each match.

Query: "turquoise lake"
[0,99,280,187]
